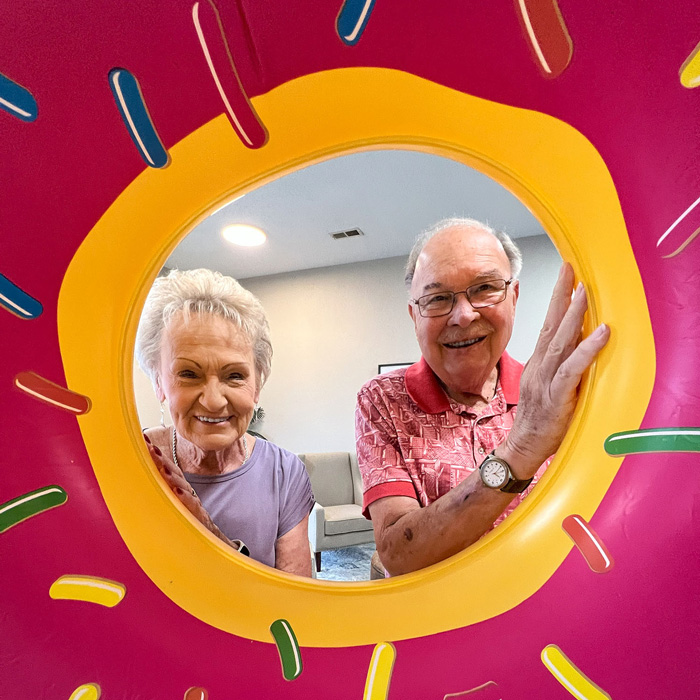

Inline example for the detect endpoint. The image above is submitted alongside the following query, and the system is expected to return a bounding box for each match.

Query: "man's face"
[409,225,519,397]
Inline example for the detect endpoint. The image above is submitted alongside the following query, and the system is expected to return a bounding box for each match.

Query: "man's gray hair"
[135,268,273,389]
[404,217,523,290]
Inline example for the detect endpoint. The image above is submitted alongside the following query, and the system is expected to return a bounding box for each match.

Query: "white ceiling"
[166,149,546,280]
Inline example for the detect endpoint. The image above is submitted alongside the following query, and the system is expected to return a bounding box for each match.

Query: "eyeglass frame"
[411,278,514,318]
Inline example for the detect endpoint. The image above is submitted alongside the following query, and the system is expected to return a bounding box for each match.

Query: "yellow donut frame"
[58,68,654,647]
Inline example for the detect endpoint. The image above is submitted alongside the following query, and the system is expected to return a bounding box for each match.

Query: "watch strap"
[500,474,534,493]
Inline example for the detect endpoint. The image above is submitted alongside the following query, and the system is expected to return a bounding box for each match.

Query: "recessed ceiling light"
[222,224,267,247]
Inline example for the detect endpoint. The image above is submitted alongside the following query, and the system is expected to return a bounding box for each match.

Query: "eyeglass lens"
[419,280,508,316]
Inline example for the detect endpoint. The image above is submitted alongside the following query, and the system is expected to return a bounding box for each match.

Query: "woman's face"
[156,312,260,453]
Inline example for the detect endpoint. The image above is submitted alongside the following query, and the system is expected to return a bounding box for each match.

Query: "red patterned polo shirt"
[355,354,547,526]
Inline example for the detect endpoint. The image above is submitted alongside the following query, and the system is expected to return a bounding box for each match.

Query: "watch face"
[482,459,508,488]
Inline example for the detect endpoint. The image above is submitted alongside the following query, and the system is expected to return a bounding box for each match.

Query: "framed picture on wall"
[378,362,414,375]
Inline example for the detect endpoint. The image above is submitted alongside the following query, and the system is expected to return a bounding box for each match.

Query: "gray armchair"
[298,452,375,571]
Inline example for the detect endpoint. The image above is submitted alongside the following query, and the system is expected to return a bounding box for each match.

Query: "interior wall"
[132,233,561,453]
[133,361,171,429]
[243,254,421,454]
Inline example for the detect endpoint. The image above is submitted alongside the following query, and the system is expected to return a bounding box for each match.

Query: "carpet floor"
[315,543,377,582]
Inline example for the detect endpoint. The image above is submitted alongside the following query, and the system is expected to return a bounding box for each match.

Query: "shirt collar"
[405,353,523,414]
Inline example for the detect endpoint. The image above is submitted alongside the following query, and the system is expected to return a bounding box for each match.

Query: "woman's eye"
[178,370,197,379]
[227,373,244,381]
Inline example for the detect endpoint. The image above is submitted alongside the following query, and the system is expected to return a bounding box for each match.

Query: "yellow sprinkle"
[69,683,101,700]
[49,575,126,607]
[363,642,396,700]
[541,645,610,700]
[680,40,700,88]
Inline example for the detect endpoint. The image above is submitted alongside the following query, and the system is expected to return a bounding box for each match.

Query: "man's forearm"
[376,472,516,575]
[376,444,543,576]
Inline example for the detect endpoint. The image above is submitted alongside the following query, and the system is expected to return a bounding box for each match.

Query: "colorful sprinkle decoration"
[604,427,700,456]
[108,68,170,168]
[0,486,67,533]
[68,683,101,700]
[0,71,38,122]
[49,575,127,607]
[337,0,376,46]
[14,371,92,414]
[192,0,268,149]
[270,619,303,680]
[363,642,396,700]
[541,645,610,699]
[562,514,614,574]
[0,272,43,318]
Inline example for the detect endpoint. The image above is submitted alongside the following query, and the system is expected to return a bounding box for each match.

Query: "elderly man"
[355,218,610,576]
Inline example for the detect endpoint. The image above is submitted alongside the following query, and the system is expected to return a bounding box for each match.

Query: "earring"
[160,402,165,427]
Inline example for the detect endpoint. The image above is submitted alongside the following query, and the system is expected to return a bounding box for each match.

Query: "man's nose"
[200,380,228,411]
[448,292,481,325]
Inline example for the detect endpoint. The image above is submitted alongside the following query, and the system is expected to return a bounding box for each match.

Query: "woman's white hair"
[135,268,273,389]
[404,217,523,289]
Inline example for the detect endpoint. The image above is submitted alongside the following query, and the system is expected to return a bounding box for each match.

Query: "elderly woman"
[135,268,314,576]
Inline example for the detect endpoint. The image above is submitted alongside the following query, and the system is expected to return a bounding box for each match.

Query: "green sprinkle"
[270,619,302,680]
[604,428,700,456]
[0,486,67,533]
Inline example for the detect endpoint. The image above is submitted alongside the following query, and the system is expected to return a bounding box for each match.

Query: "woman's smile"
[195,415,232,424]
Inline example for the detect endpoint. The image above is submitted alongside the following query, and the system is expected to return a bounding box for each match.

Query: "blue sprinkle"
[0,273,43,319]
[0,72,37,122]
[108,68,169,169]
[337,0,376,46]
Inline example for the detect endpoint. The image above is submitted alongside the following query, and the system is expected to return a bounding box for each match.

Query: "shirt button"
[479,447,484,454]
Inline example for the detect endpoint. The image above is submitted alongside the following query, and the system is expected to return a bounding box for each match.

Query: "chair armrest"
[307,502,325,550]
[350,453,364,506]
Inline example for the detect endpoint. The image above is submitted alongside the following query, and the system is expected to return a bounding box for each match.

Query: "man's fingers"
[531,263,575,359]
[538,282,589,379]
[551,323,610,396]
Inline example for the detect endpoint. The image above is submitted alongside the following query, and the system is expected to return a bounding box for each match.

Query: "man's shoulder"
[358,366,410,399]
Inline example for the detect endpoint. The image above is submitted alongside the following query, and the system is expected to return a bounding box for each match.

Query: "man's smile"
[442,336,486,349]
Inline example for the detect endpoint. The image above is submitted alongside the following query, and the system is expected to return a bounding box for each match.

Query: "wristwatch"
[479,450,533,493]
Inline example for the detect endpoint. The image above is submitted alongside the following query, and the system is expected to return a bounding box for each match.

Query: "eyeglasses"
[412,279,513,318]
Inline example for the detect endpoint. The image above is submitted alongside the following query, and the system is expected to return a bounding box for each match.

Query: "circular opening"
[132,149,562,583]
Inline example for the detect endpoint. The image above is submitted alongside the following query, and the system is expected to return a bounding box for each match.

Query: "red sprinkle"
[562,514,614,573]
[14,371,91,414]
[444,681,501,699]
[192,0,268,149]
[184,688,208,700]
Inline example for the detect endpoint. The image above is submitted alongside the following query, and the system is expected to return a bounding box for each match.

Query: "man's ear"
[512,279,520,306]
[408,301,416,323]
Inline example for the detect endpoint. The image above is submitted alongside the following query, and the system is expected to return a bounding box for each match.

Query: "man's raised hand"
[503,263,610,475]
